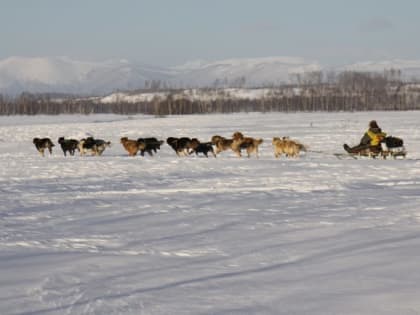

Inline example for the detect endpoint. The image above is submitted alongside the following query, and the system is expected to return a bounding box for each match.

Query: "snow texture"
[1,112,420,315]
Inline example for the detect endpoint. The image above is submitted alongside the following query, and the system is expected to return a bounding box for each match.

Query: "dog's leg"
[211,148,216,158]
[233,148,241,157]
[245,147,251,158]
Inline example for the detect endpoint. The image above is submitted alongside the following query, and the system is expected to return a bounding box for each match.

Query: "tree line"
[1,70,420,115]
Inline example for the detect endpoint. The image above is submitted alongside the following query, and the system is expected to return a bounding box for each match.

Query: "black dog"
[166,137,193,156]
[190,138,216,158]
[166,137,179,154]
[78,137,97,155]
[137,137,164,156]
[33,138,55,156]
[58,137,79,156]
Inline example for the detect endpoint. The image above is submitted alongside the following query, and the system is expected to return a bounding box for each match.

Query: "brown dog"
[272,137,306,158]
[232,132,263,158]
[211,135,234,155]
[120,137,145,156]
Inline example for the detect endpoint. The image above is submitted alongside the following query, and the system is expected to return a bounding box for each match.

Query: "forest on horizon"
[1,70,420,115]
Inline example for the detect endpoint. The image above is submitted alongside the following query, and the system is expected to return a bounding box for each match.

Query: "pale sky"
[1,0,419,66]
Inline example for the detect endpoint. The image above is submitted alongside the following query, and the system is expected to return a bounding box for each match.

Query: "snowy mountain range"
[1,56,420,95]
[0,57,172,95]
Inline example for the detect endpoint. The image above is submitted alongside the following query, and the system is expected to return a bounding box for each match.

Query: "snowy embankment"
[1,112,420,315]
[95,88,277,104]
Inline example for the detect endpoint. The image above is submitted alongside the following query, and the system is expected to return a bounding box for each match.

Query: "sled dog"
[33,138,54,156]
[272,137,306,158]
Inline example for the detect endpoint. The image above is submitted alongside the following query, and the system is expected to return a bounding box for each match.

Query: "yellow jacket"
[367,130,387,146]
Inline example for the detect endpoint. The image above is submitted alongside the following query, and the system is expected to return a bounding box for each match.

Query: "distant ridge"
[1,56,420,95]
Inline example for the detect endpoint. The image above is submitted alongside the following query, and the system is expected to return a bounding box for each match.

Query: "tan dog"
[211,135,234,155]
[232,132,263,158]
[120,137,145,156]
[272,137,306,158]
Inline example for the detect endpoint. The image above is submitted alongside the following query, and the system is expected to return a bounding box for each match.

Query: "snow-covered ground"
[1,111,420,315]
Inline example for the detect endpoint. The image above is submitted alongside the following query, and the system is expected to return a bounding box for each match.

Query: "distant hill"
[0,56,172,95]
[1,56,420,95]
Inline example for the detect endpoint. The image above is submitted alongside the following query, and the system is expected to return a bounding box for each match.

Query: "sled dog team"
[31,120,407,159]
[33,136,111,157]
[33,132,307,158]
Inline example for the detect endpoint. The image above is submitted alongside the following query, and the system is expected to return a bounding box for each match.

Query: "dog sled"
[343,136,407,159]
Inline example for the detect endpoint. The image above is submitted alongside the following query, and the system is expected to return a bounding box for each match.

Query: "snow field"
[1,112,420,314]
